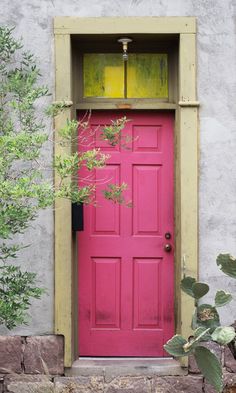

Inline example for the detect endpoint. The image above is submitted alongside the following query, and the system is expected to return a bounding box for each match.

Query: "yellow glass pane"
[127,54,168,98]
[83,54,124,98]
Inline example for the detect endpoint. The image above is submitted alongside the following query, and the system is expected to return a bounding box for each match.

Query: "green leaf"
[217,254,236,279]
[180,276,196,297]
[183,328,211,352]
[191,309,198,330]
[164,335,191,357]
[192,282,209,299]
[100,117,129,147]
[212,326,236,345]
[215,290,233,307]
[181,278,209,300]
[194,327,212,341]
[0,265,45,329]
[197,304,220,331]
[194,346,223,392]
[194,327,207,337]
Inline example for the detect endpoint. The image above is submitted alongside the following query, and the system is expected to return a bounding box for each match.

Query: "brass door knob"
[164,244,172,252]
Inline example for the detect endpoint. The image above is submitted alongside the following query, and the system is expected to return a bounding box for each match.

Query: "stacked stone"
[0,336,236,392]
[188,341,236,393]
[0,335,63,393]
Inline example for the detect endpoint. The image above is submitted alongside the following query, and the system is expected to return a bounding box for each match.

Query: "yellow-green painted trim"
[54,17,196,35]
[54,17,198,367]
[54,33,74,367]
[177,32,198,367]
[179,32,198,337]
[179,101,200,107]
[76,102,177,110]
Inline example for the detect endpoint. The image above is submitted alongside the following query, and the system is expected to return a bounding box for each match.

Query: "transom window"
[83,53,168,99]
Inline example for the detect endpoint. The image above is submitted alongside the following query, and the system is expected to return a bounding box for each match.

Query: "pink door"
[78,111,174,356]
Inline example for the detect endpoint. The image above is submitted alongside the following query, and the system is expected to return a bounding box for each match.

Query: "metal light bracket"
[118,37,133,61]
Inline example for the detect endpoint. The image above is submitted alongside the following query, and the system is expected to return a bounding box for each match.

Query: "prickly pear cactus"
[217,254,236,278]
[165,254,236,393]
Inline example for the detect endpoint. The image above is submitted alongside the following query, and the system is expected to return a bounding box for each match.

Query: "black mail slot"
[72,203,84,231]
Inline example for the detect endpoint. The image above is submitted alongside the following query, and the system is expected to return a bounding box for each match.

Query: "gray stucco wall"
[0,0,236,335]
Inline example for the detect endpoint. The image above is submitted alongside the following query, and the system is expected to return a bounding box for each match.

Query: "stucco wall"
[0,0,236,335]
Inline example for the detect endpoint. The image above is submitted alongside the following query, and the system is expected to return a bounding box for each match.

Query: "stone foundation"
[0,335,64,375]
[0,335,236,392]
[1,373,236,392]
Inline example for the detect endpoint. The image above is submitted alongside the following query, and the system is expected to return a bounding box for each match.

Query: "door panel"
[133,258,162,329]
[133,165,161,235]
[78,111,174,356]
[91,257,121,329]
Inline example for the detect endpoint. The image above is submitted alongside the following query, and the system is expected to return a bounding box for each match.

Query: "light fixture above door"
[117,37,133,61]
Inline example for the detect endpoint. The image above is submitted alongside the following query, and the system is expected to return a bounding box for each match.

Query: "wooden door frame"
[54,17,199,367]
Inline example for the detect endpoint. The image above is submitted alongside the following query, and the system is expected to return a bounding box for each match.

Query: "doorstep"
[65,358,187,380]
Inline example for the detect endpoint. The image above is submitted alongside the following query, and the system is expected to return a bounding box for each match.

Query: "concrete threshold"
[65,357,187,380]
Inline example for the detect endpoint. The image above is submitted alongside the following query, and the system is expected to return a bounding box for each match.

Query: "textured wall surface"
[0,0,236,334]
